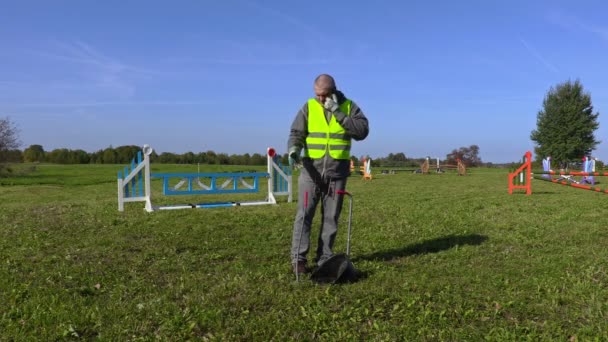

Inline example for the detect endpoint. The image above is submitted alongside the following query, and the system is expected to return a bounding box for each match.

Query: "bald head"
[314,74,337,103]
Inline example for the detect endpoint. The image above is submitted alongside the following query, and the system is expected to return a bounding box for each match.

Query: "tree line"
[3,142,486,167]
[17,144,279,166]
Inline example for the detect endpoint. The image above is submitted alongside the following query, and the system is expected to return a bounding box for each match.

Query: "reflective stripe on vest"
[305,98,352,160]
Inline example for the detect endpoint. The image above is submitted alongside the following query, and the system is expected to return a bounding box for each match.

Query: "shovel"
[310,190,358,284]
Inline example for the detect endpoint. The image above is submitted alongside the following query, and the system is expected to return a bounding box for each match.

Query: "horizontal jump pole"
[533,176,608,193]
[532,170,608,176]
[152,172,269,196]
[152,200,274,210]
[151,172,269,178]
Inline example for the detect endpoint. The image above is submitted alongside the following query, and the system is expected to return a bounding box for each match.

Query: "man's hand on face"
[323,94,339,113]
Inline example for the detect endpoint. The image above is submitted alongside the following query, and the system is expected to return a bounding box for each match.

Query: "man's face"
[314,79,334,103]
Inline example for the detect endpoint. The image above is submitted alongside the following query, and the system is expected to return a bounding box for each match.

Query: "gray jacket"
[288,90,369,180]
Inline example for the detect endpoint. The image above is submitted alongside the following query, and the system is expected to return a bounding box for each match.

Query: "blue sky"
[1,0,607,163]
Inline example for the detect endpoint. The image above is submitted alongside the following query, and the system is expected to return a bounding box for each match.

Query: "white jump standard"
[117,144,293,212]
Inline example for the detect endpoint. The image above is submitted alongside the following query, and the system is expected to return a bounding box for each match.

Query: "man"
[288,74,369,275]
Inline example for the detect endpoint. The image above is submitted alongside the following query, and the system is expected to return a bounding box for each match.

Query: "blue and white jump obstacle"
[541,156,597,185]
[117,144,292,212]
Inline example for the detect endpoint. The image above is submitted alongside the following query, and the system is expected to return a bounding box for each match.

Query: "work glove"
[323,94,340,113]
[324,94,347,124]
[288,147,301,168]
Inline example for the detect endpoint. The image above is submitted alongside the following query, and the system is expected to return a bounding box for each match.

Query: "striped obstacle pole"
[539,156,582,184]
[541,157,552,180]
[581,156,596,185]
[532,171,608,176]
[539,155,597,184]
[117,145,292,212]
[532,175,608,194]
[362,157,372,180]
[508,151,532,195]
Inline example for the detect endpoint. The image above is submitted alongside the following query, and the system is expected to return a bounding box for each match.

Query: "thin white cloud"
[580,24,608,41]
[199,0,345,66]
[24,40,136,97]
[2,100,210,108]
[546,10,608,42]
[23,40,179,98]
[242,0,326,41]
[519,38,559,73]
[191,58,332,66]
[50,40,170,76]
[34,41,124,72]
[0,81,31,86]
[170,2,379,67]
[461,96,540,106]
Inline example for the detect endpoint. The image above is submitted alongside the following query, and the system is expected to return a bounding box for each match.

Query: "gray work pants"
[291,169,347,266]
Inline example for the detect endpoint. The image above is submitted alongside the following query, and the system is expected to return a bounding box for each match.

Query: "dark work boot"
[292,261,307,275]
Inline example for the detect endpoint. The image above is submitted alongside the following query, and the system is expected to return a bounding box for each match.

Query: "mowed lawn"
[1,163,608,340]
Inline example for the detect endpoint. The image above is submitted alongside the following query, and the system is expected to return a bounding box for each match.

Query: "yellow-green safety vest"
[305,98,352,160]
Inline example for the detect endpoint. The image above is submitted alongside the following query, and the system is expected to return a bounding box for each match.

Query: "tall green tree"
[0,124,23,171]
[23,144,45,162]
[530,80,600,163]
[102,148,117,164]
[114,145,141,163]
[0,117,20,163]
[446,145,481,166]
[47,148,70,164]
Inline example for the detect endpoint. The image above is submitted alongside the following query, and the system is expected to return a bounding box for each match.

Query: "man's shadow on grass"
[353,234,488,262]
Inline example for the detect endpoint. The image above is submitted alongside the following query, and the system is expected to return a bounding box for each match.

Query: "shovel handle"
[336,189,353,256]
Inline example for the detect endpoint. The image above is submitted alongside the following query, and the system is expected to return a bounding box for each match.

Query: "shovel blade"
[310,254,358,284]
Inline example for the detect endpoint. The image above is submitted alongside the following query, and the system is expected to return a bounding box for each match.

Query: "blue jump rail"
[151,172,269,196]
[117,151,144,198]
[272,158,291,193]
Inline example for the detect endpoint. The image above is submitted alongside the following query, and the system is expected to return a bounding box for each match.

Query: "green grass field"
[1,164,608,340]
